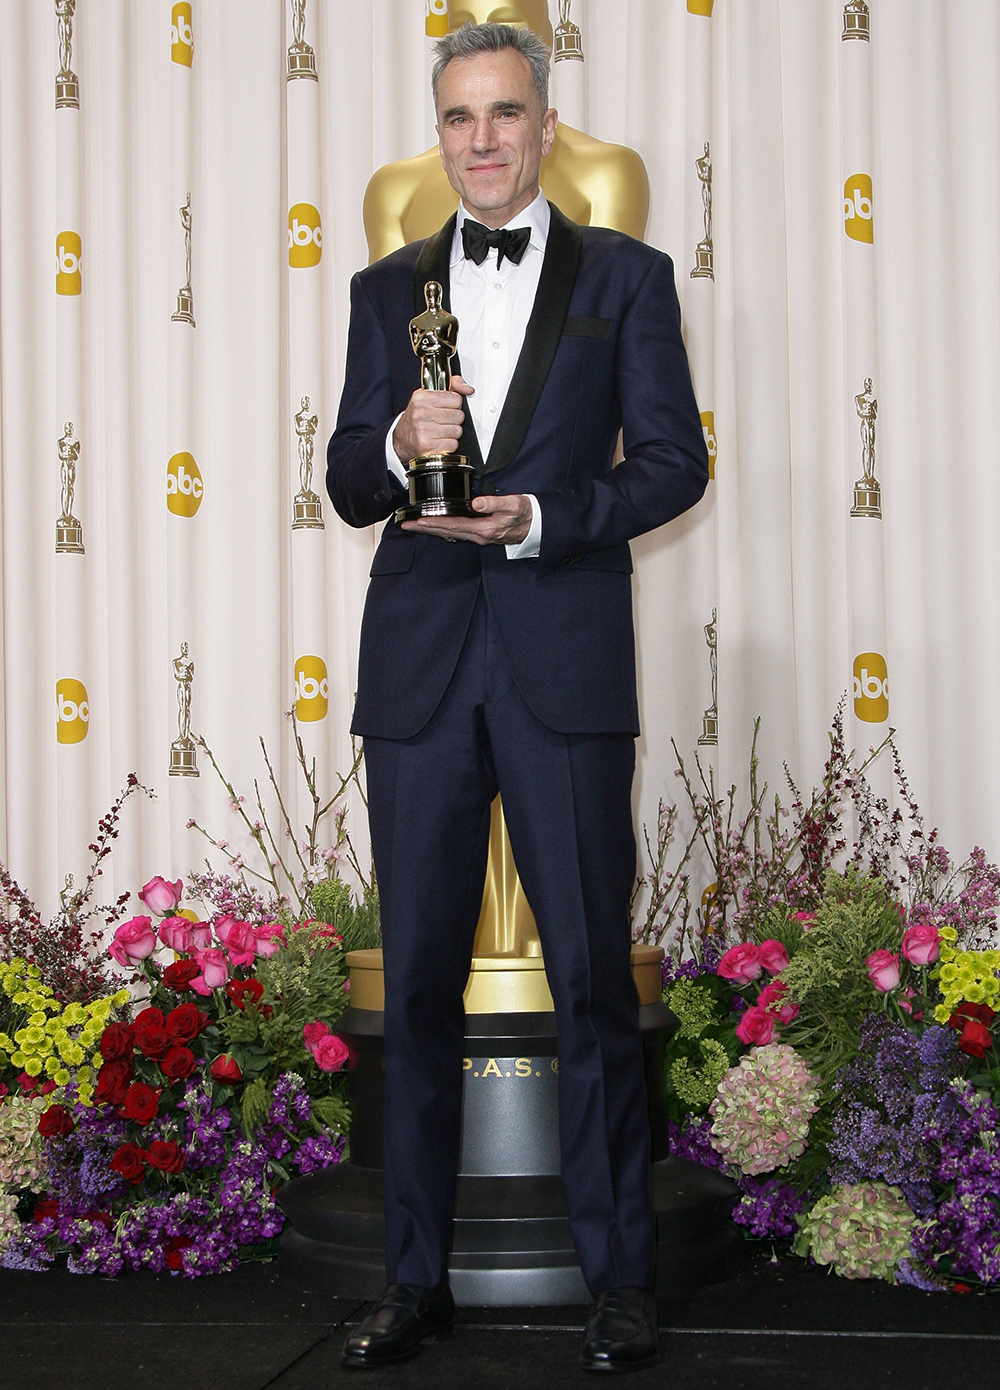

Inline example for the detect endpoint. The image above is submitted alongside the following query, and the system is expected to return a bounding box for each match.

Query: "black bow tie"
[461,220,531,268]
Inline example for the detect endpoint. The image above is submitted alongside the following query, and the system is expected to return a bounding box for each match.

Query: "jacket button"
[374,488,389,503]
[481,480,495,495]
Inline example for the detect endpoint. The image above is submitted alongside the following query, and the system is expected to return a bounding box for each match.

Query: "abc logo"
[425,0,449,37]
[294,656,329,722]
[167,452,204,517]
[288,204,322,268]
[853,652,888,723]
[700,411,717,479]
[687,0,715,13]
[844,174,874,243]
[56,231,81,295]
[56,678,89,744]
[171,3,193,65]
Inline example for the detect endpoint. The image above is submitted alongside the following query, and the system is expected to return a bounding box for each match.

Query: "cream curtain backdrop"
[0,0,998,923]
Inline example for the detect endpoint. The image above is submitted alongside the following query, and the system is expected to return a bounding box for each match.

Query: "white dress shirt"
[385,189,548,559]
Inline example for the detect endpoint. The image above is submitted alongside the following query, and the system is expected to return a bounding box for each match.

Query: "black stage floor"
[2,1252,997,1390]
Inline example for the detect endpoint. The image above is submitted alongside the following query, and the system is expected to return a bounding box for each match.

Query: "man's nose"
[470,115,499,150]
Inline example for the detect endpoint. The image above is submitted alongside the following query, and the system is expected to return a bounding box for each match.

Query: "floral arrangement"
[650,707,1000,1289]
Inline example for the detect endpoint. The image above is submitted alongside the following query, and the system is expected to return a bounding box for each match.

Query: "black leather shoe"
[580,1288,660,1373]
[342,1282,455,1368]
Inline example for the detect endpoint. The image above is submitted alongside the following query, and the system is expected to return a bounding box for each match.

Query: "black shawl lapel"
[413,216,485,473]
[483,202,582,476]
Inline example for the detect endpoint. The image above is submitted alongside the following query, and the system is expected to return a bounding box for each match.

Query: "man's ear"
[541,106,558,158]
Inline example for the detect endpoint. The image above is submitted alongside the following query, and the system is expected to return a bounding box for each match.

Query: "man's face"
[436,49,557,227]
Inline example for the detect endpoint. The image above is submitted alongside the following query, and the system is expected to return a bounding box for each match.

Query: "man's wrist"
[385,413,408,488]
[505,494,541,559]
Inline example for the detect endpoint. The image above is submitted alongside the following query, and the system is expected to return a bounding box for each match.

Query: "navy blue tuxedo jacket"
[327,202,709,741]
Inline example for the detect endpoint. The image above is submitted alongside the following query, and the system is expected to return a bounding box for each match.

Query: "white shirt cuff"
[505,494,541,560]
[385,413,408,489]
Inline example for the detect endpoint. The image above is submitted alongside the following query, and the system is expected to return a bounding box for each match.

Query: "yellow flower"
[62,1003,87,1026]
[940,926,959,943]
[24,1058,42,1077]
[28,1011,48,1027]
[91,1051,103,1069]
[54,1068,71,1086]
[24,1026,45,1045]
[933,1004,951,1023]
[77,1065,93,1084]
[10,1051,26,1067]
[964,982,986,1003]
[62,1043,85,1066]
[940,964,958,983]
[44,1055,60,1076]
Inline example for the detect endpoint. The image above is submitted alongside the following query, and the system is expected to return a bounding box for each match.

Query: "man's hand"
[401,493,533,546]
[393,375,475,462]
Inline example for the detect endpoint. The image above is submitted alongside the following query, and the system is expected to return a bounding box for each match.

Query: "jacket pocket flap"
[562,316,613,339]
[369,538,416,575]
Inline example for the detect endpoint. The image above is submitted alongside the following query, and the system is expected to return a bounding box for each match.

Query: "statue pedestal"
[277,947,742,1304]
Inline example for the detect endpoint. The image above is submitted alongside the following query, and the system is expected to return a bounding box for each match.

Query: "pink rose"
[735,1005,775,1046]
[108,916,157,966]
[159,918,194,954]
[897,987,924,1020]
[254,922,286,958]
[214,916,257,968]
[313,1034,350,1072]
[793,912,816,929]
[303,1021,330,1055]
[866,949,900,993]
[190,948,230,994]
[717,943,762,984]
[138,876,183,916]
[758,939,790,974]
[757,979,800,1025]
[191,920,213,950]
[901,923,940,967]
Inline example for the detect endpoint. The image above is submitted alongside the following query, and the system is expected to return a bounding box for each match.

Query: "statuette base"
[691,241,714,280]
[169,740,199,777]
[56,75,79,109]
[698,711,718,747]
[172,289,195,326]
[851,480,882,518]
[287,47,318,80]
[395,452,475,523]
[293,493,324,529]
[554,32,583,62]
[56,520,84,554]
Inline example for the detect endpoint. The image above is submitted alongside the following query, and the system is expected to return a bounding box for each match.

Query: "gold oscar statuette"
[287,0,318,80]
[698,608,718,746]
[55,0,80,109]
[842,0,871,41]
[292,395,324,529]
[395,282,474,522]
[55,423,85,554]
[553,0,584,62]
[850,378,881,518]
[172,194,195,326]
[691,143,714,281]
[169,642,199,777]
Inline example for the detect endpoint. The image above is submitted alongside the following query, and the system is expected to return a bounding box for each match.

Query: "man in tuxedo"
[327,22,708,1373]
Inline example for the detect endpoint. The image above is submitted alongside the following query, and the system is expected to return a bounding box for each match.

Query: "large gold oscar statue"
[361,0,654,987]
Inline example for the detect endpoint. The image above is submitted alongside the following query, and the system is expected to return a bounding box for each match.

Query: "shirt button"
[494,282,503,290]
[492,341,500,350]
[489,404,498,414]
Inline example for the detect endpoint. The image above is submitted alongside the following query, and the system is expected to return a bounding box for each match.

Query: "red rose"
[38,1104,75,1138]
[225,978,264,1011]
[160,1045,197,1082]
[99,1022,135,1061]
[32,1199,60,1224]
[17,1072,37,1094]
[957,1018,993,1060]
[162,960,200,992]
[145,1140,186,1174]
[39,1080,57,1096]
[134,1006,165,1029]
[164,1235,193,1271]
[109,1142,146,1185]
[209,1054,242,1084]
[94,1058,134,1106]
[121,1081,162,1124]
[165,1003,209,1043]
[134,1021,170,1059]
[950,1002,997,1028]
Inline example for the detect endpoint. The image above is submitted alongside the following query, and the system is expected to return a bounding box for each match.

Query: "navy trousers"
[363,587,655,1293]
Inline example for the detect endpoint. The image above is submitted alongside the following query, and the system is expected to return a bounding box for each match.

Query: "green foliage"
[240,1076,270,1136]
[255,922,350,1076]
[745,904,805,958]
[670,1038,730,1112]
[311,1094,350,1135]
[310,880,381,953]
[662,974,741,1121]
[779,867,904,1090]
[222,1008,263,1046]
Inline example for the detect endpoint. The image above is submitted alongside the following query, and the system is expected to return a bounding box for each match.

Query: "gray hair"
[432,23,551,112]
